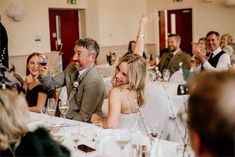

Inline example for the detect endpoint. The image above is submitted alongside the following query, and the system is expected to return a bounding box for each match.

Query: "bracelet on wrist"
[137,35,145,38]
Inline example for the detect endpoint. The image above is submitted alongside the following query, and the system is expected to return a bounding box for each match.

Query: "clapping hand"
[228,64,235,73]
[192,44,207,63]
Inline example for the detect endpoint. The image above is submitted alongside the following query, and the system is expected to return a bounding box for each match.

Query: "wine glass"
[112,129,131,157]
[39,54,48,66]
[92,121,103,156]
[146,122,161,145]
[71,131,81,150]
[40,106,48,123]
[47,98,57,120]
[58,100,69,118]
[162,68,170,82]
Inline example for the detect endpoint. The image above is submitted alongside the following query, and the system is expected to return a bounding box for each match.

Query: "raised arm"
[134,11,157,56]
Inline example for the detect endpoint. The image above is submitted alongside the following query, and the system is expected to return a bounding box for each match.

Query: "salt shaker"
[131,144,139,157]
[141,145,148,157]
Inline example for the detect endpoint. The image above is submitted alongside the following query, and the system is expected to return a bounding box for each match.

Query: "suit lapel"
[168,50,182,67]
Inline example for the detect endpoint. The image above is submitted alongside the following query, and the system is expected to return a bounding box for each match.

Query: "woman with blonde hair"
[91,11,156,129]
[220,33,234,56]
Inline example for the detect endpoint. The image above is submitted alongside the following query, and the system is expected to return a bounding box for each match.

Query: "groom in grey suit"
[38,38,106,122]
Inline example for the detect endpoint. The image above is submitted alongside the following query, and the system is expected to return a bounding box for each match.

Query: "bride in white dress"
[91,11,157,129]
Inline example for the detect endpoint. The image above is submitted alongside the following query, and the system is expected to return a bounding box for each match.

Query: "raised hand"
[139,10,158,28]
[135,10,157,56]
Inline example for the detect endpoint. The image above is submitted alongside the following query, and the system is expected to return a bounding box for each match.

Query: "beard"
[169,46,177,52]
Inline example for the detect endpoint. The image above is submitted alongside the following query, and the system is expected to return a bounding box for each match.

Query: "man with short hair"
[38,38,106,122]
[188,72,235,157]
[158,34,191,74]
[193,31,231,72]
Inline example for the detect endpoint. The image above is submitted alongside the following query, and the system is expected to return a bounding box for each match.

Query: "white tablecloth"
[142,81,189,143]
[28,112,194,157]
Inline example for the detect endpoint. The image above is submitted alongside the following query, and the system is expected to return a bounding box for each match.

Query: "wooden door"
[159,8,192,55]
[49,9,79,69]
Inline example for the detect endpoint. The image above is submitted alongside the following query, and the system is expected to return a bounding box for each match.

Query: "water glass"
[162,68,170,82]
[47,98,57,119]
[40,106,48,122]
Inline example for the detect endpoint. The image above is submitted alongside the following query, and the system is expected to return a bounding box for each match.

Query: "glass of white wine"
[58,100,69,119]
[112,129,131,157]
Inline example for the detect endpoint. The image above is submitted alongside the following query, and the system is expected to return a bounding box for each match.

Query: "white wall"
[0,0,87,56]
[98,0,146,46]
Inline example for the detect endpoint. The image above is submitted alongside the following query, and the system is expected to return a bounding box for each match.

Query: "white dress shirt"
[194,47,231,72]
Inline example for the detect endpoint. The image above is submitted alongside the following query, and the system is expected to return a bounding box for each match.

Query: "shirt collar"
[172,48,181,55]
[79,68,87,76]
[212,47,222,57]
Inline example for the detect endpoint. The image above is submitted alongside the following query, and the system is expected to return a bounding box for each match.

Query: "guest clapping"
[193,31,231,72]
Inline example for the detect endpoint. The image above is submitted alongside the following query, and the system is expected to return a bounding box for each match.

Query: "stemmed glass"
[71,131,82,150]
[162,68,171,82]
[39,54,48,66]
[47,98,57,121]
[40,106,48,123]
[58,100,69,118]
[146,122,162,145]
[113,129,131,157]
[92,121,103,157]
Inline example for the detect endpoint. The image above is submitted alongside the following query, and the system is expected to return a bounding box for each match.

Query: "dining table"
[27,111,194,157]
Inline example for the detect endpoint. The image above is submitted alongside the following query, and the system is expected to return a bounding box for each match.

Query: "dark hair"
[188,72,235,156]
[26,52,41,75]
[168,34,181,43]
[206,31,220,38]
[75,38,100,58]
[128,40,136,53]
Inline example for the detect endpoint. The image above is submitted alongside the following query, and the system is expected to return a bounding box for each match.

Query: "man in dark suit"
[38,38,106,122]
[193,31,230,72]
[158,34,191,74]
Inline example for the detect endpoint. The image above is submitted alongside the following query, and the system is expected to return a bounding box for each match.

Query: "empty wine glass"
[47,98,57,120]
[40,106,48,123]
[146,122,161,145]
[58,100,69,118]
[112,129,131,157]
[71,131,81,150]
[162,68,170,82]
